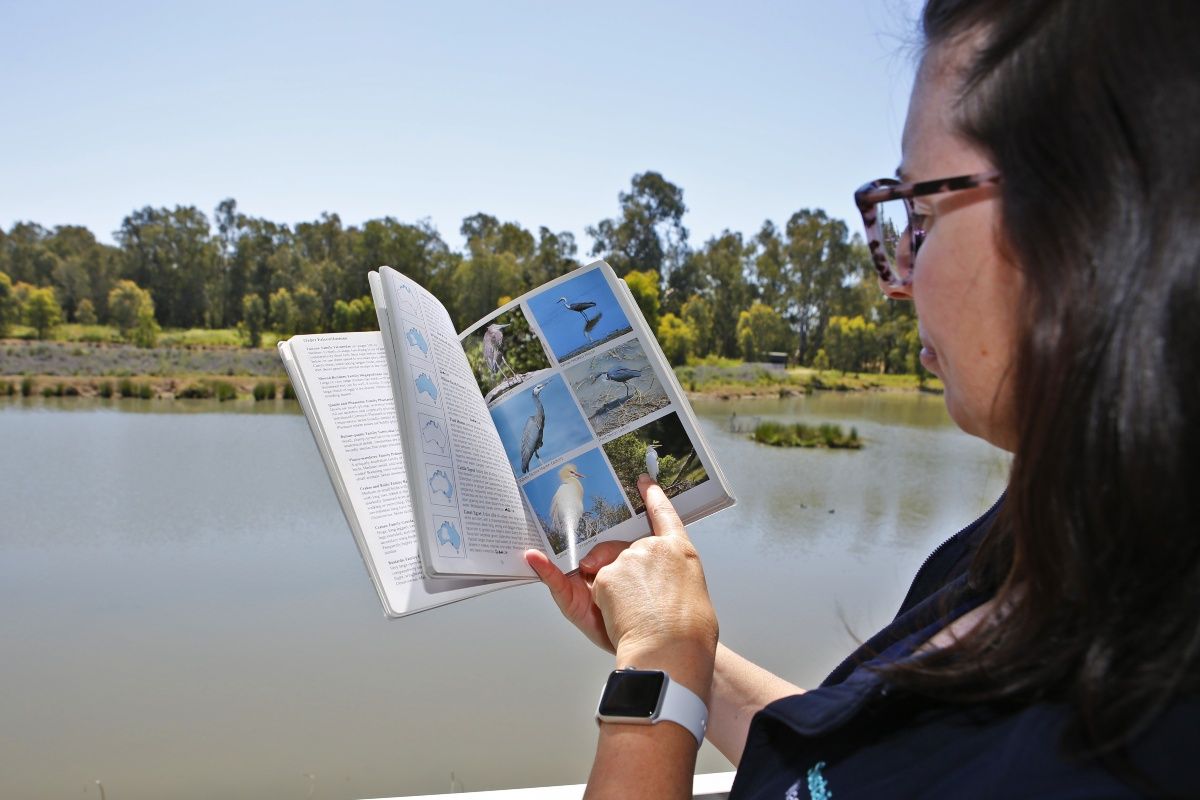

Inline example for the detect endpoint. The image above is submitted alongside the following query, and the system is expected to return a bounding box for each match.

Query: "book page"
[457,260,736,574]
[280,332,520,616]
[375,268,541,579]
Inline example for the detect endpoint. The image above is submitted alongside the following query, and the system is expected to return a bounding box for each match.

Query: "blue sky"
[0,0,923,251]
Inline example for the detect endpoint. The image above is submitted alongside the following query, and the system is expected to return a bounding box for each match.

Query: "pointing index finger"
[638,473,688,540]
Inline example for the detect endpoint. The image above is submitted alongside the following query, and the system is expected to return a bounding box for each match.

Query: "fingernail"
[579,556,596,570]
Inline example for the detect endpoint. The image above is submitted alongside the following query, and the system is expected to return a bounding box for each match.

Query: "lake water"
[0,393,1009,799]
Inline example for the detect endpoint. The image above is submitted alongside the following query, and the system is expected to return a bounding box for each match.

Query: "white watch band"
[658,673,709,747]
[596,669,709,748]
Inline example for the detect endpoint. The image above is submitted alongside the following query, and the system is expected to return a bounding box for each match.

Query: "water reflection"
[0,394,1009,799]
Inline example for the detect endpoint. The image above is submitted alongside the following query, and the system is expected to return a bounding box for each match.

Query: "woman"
[526,0,1199,796]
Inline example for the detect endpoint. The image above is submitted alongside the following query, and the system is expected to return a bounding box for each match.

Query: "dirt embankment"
[0,339,288,399]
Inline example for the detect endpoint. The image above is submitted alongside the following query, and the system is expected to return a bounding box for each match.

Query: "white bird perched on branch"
[645,441,661,482]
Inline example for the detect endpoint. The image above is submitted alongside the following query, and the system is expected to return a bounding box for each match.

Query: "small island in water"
[751,420,862,449]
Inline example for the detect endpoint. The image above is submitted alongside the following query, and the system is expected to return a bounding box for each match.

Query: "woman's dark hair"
[886,0,1199,766]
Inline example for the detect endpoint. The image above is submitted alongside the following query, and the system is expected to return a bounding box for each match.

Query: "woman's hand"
[524,540,630,654]
[593,475,719,692]
[526,475,718,696]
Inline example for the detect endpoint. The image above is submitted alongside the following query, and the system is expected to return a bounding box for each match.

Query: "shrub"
[176,382,213,399]
[751,420,862,449]
[98,381,113,398]
[117,378,135,397]
[20,376,34,396]
[282,382,296,400]
[138,382,153,399]
[253,381,276,401]
[63,384,80,397]
[213,381,236,402]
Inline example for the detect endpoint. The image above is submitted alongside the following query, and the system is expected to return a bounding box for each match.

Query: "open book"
[280,261,734,617]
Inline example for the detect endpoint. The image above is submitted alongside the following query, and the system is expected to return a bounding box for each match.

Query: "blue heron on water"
[482,323,516,380]
[520,381,550,473]
[557,296,596,322]
[593,366,644,398]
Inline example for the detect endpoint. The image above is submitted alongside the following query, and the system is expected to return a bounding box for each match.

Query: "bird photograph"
[565,338,670,437]
[461,305,553,406]
[526,265,632,362]
[601,411,708,514]
[520,381,549,474]
[521,447,630,560]
[488,374,593,478]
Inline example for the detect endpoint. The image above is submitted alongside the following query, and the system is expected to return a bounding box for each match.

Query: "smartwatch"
[595,668,708,748]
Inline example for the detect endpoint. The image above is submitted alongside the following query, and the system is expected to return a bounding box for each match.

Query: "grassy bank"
[0,373,294,402]
[673,358,943,398]
[0,337,942,404]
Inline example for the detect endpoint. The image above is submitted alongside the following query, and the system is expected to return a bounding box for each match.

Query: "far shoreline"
[0,338,942,403]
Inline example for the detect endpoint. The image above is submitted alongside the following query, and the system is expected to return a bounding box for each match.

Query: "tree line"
[0,171,922,374]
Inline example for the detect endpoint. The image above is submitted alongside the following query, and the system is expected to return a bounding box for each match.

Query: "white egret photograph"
[521,448,630,557]
[601,411,709,514]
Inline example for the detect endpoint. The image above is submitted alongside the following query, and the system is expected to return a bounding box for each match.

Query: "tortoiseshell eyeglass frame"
[854,170,1003,290]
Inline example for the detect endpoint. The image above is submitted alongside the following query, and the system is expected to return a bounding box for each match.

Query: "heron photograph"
[461,305,553,406]
[601,411,709,514]
[525,266,632,363]
[488,374,593,476]
[521,447,630,559]
[564,338,670,437]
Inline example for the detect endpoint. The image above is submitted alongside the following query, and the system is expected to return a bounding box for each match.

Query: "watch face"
[597,670,666,718]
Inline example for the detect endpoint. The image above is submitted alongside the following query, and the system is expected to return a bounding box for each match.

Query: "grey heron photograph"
[461,305,553,406]
[488,374,592,476]
[526,265,632,362]
[565,338,670,437]
[601,412,709,514]
[521,448,630,558]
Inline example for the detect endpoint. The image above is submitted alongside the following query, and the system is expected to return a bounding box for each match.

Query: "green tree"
[824,315,877,373]
[656,313,697,365]
[332,296,377,332]
[681,295,715,358]
[132,302,160,348]
[268,287,298,335]
[354,217,457,293]
[0,271,20,337]
[685,232,754,357]
[736,302,791,362]
[24,286,63,339]
[116,206,220,328]
[525,227,579,287]
[783,210,865,364]
[239,293,266,347]
[623,269,661,334]
[107,280,156,339]
[587,172,689,277]
[75,298,98,325]
[293,285,322,334]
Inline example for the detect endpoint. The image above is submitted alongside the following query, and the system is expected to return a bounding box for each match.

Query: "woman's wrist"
[614,638,717,705]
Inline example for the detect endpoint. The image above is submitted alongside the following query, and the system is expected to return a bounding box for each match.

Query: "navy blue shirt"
[730,499,1200,799]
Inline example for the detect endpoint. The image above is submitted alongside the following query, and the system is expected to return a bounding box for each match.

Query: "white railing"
[374,771,736,799]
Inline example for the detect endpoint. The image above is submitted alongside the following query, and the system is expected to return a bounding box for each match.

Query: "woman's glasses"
[854,170,1002,290]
